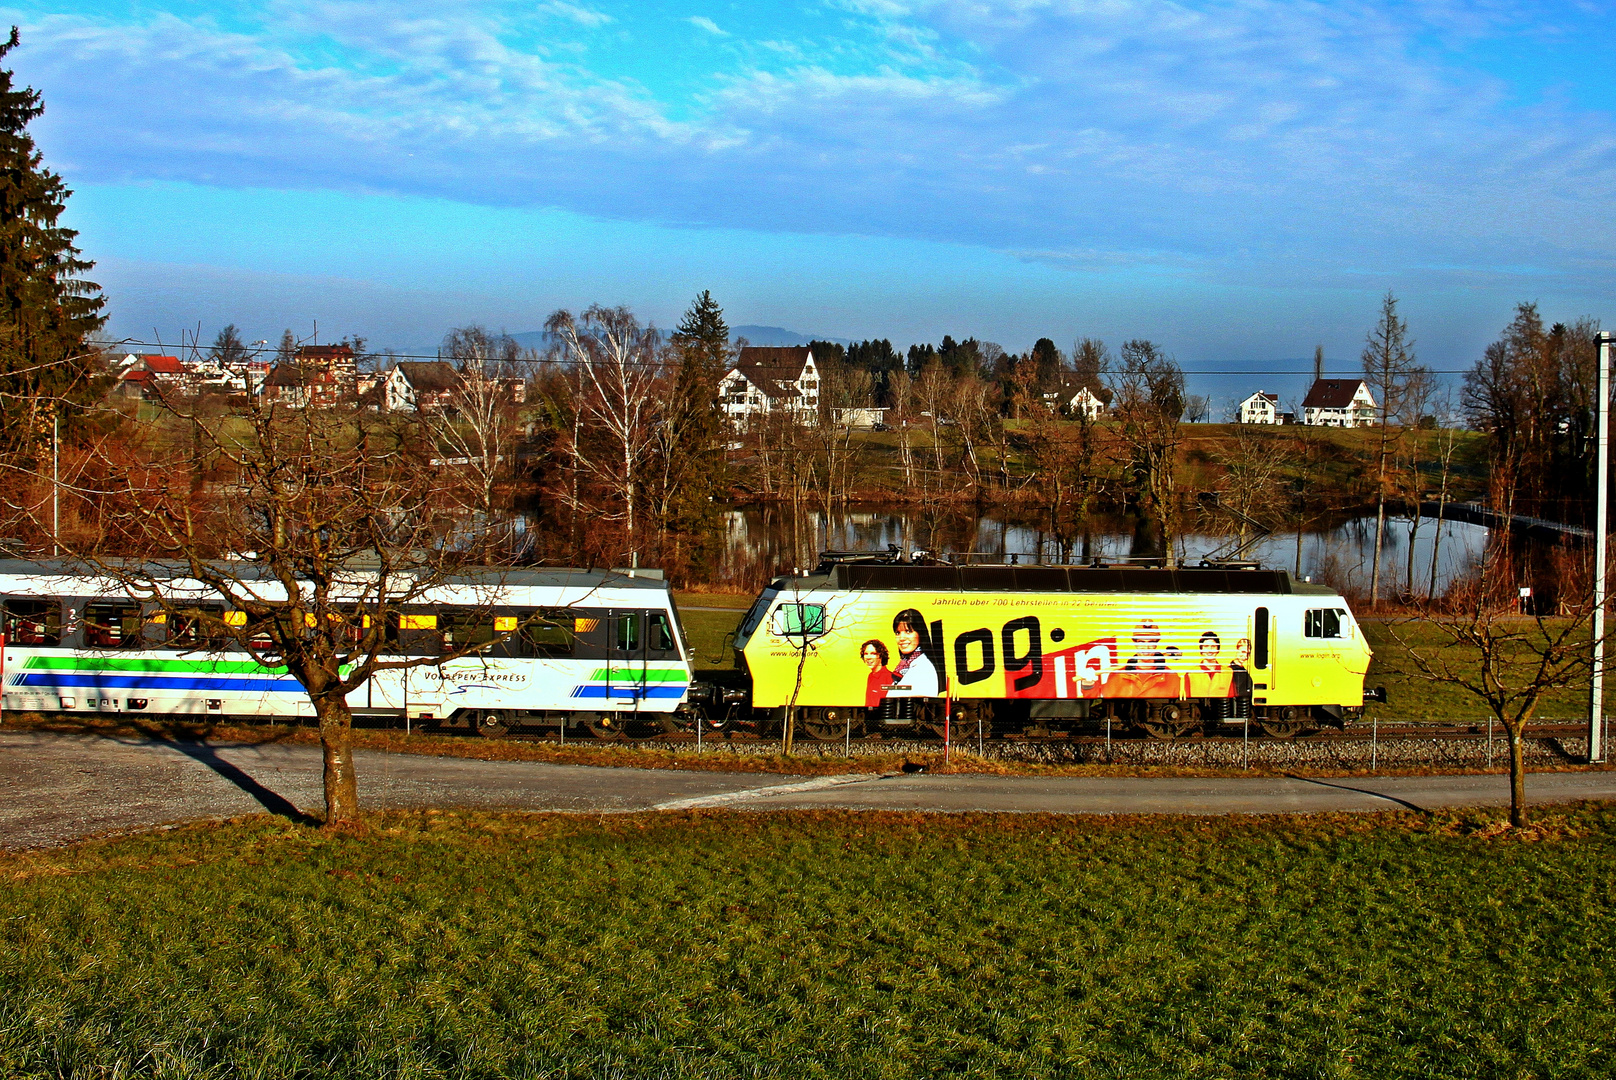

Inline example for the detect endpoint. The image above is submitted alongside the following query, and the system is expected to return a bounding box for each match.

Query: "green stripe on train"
[586,668,687,683]
[22,656,290,675]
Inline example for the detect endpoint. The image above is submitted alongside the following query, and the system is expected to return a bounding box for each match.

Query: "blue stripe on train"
[14,673,305,693]
[570,684,687,700]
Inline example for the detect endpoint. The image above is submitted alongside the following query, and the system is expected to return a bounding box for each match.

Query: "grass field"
[3,807,1614,1078]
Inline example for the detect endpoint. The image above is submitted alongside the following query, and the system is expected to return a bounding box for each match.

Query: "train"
[0,551,1377,741]
[732,551,1377,741]
[0,561,697,739]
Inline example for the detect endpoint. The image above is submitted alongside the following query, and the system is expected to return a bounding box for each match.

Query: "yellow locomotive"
[732,554,1376,741]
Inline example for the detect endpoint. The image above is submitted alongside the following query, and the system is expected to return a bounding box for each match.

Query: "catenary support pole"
[1591,331,1612,764]
[51,416,59,558]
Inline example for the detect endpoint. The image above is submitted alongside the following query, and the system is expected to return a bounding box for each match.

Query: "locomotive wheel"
[1138,702,1198,741]
[1258,707,1309,739]
[628,715,683,739]
[799,709,858,742]
[473,710,511,738]
[800,719,845,741]
[582,713,625,741]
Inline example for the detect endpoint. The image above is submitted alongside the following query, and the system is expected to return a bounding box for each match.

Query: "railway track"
[431,720,1594,746]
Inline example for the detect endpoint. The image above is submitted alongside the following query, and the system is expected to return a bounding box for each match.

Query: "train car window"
[1304,609,1343,639]
[615,612,641,653]
[769,603,825,638]
[84,602,144,649]
[167,605,226,649]
[442,611,498,653]
[395,611,442,655]
[1254,607,1270,669]
[570,611,611,658]
[648,612,680,658]
[525,609,576,657]
[2,600,61,646]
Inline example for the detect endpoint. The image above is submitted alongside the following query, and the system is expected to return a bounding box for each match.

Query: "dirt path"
[6,730,1615,849]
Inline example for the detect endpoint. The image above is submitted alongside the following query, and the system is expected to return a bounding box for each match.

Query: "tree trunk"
[1506,722,1527,828]
[317,696,361,827]
[1370,490,1386,608]
[1429,494,1446,599]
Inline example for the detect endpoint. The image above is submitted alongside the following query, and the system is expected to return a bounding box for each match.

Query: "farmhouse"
[1238,391,1282,425]
[719,346,821,427]
[1302,379,1378,428]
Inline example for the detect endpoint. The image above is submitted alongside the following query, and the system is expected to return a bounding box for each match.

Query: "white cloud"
[16,0,1616,290]
[537,2,613,27]
[686,15,728,36]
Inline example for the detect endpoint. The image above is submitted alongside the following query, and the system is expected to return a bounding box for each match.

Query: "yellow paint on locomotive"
[741,587,1371,710]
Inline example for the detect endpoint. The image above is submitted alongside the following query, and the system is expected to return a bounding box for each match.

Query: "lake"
[713,505,1499,596]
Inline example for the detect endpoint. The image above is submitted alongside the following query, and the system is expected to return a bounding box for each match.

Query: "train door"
[607,610,646,713]
[1252,605,1273,706]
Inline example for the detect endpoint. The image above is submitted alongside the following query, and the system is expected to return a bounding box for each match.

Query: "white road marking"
[652,772,885,811]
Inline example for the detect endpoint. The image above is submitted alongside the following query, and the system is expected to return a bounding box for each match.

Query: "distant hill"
[729,325,847,347]
[399,325,847,355]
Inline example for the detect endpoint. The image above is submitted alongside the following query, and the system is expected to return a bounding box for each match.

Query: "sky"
[15,0,1616,404]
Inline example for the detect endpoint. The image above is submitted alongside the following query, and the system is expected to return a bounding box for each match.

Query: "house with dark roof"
[1302,379,1377,427]
[385,361,461,412]
[718,346,821,427]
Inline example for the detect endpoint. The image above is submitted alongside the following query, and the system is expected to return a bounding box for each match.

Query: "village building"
[718,346,821,427]
[1064,385,1107,421]
[1301,379,1378,427]
[385,361,461,413]
[294,345,357,398]
[113,355,187,400]
[1238,391,1282,424]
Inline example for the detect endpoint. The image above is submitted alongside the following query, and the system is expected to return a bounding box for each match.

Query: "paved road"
[5,730,1616,849]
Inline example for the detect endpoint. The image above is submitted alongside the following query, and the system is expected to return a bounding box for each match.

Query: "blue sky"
[16,0,1616,400]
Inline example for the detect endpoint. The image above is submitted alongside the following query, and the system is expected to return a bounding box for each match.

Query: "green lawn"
[4,808,1615,1078]
[1363,619,1606,724]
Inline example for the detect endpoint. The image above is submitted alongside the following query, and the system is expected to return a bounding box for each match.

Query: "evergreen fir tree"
[663,290,730,574]
[0,28,107,458]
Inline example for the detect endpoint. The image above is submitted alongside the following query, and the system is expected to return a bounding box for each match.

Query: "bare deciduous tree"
[1392,541,1599,827]
[44,396,521,827]
[1108,340,1185,564]
[547,305,664,566]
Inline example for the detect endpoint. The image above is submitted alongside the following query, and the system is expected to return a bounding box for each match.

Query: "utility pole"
[51,415,59,558]
[1591,331,1612,764]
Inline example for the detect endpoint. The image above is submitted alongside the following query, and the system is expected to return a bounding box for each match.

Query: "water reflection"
[716,506,1492,594]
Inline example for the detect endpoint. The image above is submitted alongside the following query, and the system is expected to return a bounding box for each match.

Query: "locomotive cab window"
[1304,608,1344,639]
[648,612,680,658]
[2,600,60,646]
[770,603,825,638]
